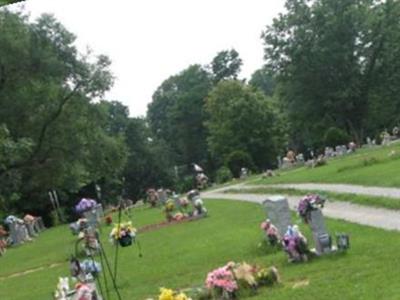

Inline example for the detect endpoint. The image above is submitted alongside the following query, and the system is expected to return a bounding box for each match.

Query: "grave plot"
[261,194,349,262]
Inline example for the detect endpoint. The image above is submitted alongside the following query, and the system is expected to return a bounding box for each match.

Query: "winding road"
[202,183,400,231]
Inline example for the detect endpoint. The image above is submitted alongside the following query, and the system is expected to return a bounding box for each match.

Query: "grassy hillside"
[255,143,400,187]
[1,200,400,299]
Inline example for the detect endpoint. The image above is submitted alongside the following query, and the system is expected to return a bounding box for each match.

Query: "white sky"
[8,0,286,117]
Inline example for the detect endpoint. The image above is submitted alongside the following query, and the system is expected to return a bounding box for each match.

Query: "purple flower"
[75,198,97,213]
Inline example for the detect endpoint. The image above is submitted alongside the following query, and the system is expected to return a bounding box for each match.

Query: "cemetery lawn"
[255,142,400,187]
[1,200,400,299]
[223,187,400,210]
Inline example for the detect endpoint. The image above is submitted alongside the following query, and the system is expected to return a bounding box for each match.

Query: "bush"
[175,175,194,193]
[323,127,350,147]
[225,150,255,178]
[215,166,233,184]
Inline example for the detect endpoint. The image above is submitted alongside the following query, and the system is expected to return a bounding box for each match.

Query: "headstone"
[277,156,282,169]
[25,223,37,237]
[309,209,331,255]
[83,204,103,228]
[158,189,167,204]
[366,137,372,147]
[262,196,291,237]
[34,217,46,232]
[173,193,181,209]
[9,222,30,245]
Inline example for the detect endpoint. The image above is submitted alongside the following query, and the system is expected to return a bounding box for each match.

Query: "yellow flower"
[233,262,257,286]
[175,292,191,300]
[159,288,174,300]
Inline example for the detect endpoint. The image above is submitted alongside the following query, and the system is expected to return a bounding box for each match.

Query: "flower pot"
[118,235,132,247]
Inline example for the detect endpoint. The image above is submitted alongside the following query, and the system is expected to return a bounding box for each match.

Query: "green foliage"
[148,65,212,168]
[225,150,254,178]
[175,175,194,193]
[323,127,350,147]
[205,80,281,171]
[215,166,233,184]
[263,0,400,147]
[211,48,242,83]
[123,118,176,199]
[249,66,275,96]
[0,11,126,220]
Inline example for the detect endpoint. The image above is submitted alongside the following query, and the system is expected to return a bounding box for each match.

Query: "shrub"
[215,166,233,184]
[175,175,194,193]
[225,150,255,178]
[323,127,350,147]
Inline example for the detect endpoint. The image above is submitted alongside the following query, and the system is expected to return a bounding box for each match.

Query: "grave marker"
[262,195,291,237]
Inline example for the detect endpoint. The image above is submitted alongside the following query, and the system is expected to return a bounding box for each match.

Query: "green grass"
[254,143,400,187]
[1,200,400,299]
[223,186,400,210]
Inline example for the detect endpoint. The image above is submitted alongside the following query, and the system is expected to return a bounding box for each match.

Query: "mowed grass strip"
[224,187,400,210]
[254,142,400,187]
[0,200,399,299]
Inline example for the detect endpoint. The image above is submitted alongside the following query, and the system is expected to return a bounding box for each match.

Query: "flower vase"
[118,235,132,247]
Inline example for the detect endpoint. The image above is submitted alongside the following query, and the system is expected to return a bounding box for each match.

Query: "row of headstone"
[324,144,355,158]
[4,216,45,246]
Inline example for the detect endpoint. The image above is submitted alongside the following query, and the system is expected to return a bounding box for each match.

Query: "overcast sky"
[8,0,286,117]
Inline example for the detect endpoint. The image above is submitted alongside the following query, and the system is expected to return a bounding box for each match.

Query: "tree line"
[1,0,400,224]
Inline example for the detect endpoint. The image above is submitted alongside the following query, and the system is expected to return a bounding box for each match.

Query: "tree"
[249,66,275,96]
[147,65,212,168]
[123,118,176,200]
[211,49,243,83]
[0,11,126,221]
[262,0,400,147]
[205,80,281,170]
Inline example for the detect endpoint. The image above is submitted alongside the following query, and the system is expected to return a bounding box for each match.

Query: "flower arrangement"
[164,199,175,222]
[179,198,189,208]
[282,225,309,262]
[260,219,280,246]
[75,198,97,214]
[172,212,185,221]
[79,259,102,277]
[109,221,136,247]
[193,198,207,217]
[297,194,325,223]
[206,263,238,299]
[165,199,175,212]
[255,266,280,286]
[205,262,280,299]
[158,288,192,300]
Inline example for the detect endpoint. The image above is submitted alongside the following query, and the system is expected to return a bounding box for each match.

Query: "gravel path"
[202,184,400,231]
[266,183,400,199]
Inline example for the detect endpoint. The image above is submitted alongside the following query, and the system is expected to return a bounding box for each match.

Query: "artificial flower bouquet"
[178,198,191,216]
[70,218,88,235]
[164,199,175,222]
[282,225,309,262]
[109,221,136,247]
[297,194,325,223]
[205,262,280,299]
[158,287,192,300]
[260,219,280,246]
[193,198,207,217]
[79,259,102,278]
[206,263,238,299]
[75,198,97,214]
